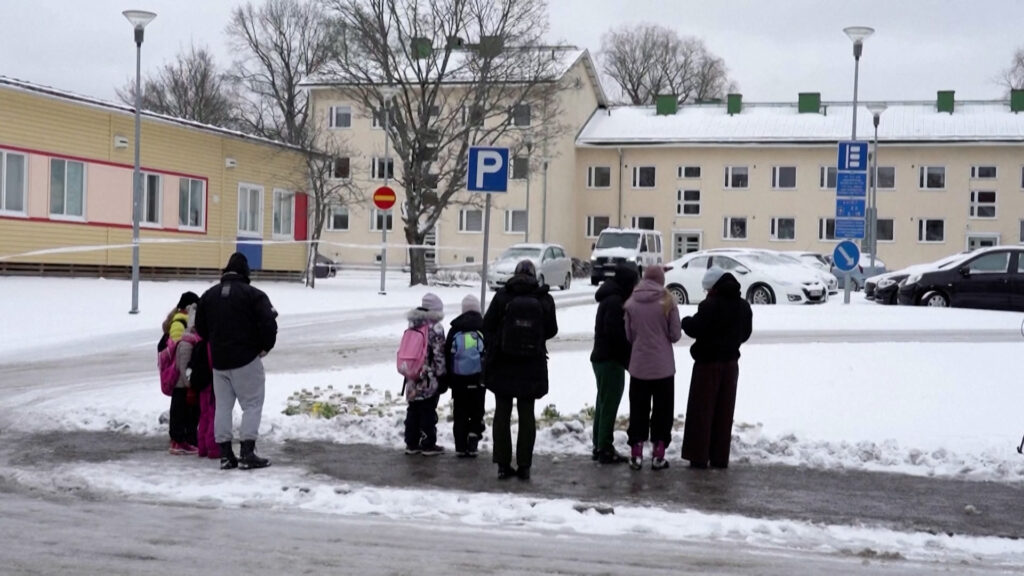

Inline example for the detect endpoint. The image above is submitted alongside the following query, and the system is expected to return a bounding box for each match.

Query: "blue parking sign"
[467,147,509,193]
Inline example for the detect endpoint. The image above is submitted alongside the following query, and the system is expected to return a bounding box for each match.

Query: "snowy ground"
[2,272,1023,567]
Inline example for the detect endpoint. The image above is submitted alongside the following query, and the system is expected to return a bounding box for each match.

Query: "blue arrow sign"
[833,240,861,272]
[835,218,865,239]
[836,171,867,197]
[836,198,866,218]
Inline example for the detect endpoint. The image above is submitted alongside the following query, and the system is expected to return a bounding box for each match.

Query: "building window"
[919,166,945,189]
[327,204,349,231]
[871,166,895,189]
[969,191,997,218]
[678,165,701,179]
[723,217,747,239]
[370,208,393,231]
[371,107,396,129]
[971,165,997,179]
[331,157,350,180]
[676,189,700,216]
[819,166,837,189]
[631,216,655,230]
[587,166,611,188]
[141,173,161,225]
[178,177,204,228]
[328,105,352,128]
[49,158,86,218]
[1020,220,1024,243]
[877,218,894,242]
[770,217,795,240]
[918,219,945,242]
[818,218,836,241]
[272,189,294,237]
[505,209,527,233]
[459,209,483,232]
[372,157,394,180]
[586,215,610,238]
[0,151,27,214]
[771,166,797,189]
[632,166,656,188]
[511,156,529,180]
[724,166,749,189]
[461,105,484,127]
[510,104,531,127]
[237,184,263,235]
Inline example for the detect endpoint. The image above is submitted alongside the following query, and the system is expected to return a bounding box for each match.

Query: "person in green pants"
[590,262,639,464]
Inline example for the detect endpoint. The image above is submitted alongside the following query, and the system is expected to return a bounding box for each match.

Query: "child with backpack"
[443,294,486,457]
[398,293,448,455]
[160,291,200,455]
[188,336,218,460]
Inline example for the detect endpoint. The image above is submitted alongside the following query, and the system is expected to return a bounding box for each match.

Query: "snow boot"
[497,464,517,480]
[651,441,669,471]
[218,442,238,470]
[629,442,644,471]
[238,440,270,470]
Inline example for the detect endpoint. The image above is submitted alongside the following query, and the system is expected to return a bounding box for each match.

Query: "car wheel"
[923,292,949,307]
[561,273,571,290]
[748,284,774,305]
[668,284,688,305]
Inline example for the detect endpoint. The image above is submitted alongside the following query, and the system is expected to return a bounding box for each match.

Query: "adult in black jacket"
[483,260,558,480]
[589,262,638,464]
[679,267,752,469]
[195,252,278,471]
[443,294,486,457]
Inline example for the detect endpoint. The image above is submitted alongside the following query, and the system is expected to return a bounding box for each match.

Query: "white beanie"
[461,294,481,314]
[702,267,726,291]
[421,293,444,314]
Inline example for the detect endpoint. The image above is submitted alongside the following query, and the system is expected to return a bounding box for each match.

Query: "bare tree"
[599,24,735,105]
[318,0,566,286]
[116,43,237,127]
[999,47,1024,92]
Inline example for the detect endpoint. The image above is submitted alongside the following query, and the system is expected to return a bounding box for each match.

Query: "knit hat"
[461,294,481,314]
[514,259,536,277]
[223,252,250,278]
[703,266,726,291]
[176,291,199,310]
[421,292,444,314]
[643,265,665,286]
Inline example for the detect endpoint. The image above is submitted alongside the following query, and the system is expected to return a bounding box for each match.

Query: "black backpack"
[187,340,213,391]
[501,294,545,357]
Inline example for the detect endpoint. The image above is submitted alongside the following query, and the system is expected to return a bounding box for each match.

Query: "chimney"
[1012,89,1024,113]
[798,92,821,114]
[727,93,742,116]
[937,90,955,114]
[655,94,678,116]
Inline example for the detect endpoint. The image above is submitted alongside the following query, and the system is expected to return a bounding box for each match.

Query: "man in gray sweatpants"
[195,252,278,470]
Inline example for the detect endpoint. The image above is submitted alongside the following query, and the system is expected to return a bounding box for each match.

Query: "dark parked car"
[314,254,339,278]
[868,252,968,304]
[897,247,1024,310]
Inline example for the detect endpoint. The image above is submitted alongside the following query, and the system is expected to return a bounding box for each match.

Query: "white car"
[486,243,573,291]
[665,250,828,305]
[707,248,838,296]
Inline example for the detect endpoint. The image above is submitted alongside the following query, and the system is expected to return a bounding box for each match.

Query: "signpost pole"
[379,91,394,295]
[480,194,492,311]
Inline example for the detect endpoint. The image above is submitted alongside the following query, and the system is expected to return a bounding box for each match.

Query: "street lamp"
[378,85,398,296]
[123,9,156,315]
[866,103,886,269]
[523,135,533,242]
[843,26,874,140]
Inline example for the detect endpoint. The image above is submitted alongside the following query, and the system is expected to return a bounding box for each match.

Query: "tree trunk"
[306,238,320,289]
[406,223,428,286]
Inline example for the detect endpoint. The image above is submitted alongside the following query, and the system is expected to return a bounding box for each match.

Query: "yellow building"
[0,76,309,277]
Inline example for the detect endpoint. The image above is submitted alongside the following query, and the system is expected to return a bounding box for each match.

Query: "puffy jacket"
[195,270,277,371]
[681,273,752,363]
[624,279,681,380]
[590,265,637,367]
[444,310,485,389]
[404,307,447,402]
[482,274,558,399]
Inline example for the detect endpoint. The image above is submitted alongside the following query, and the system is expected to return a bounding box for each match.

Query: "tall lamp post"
[123,10,156,315]
[378,85,398,296]
[866,103,886,269]
[523,135,533,242]
[842,25,873,305]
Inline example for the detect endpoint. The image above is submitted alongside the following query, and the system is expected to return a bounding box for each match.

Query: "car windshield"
[501,247,541,260]
[596,232,639,250]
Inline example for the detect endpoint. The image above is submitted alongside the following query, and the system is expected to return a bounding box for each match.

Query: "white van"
[589,228,664,285]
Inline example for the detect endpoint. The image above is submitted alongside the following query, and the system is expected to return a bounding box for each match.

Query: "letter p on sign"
[467,146,509,193]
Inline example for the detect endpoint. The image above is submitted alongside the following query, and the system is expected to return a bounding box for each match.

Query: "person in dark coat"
[483,260,558,480]
[590,262,639,464]
[680,266,753,469]
[195,252,278,471]
[443,294,486,457]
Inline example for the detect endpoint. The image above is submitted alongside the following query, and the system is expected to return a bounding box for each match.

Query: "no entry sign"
[373,186,396,210]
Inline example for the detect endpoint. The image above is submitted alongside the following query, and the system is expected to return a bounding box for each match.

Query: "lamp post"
[842,25,873,305]
[378,85,398,296]
[522,135,533,242]
[866,103,886,270]
[123,9,156,315]
[541,157,549,243]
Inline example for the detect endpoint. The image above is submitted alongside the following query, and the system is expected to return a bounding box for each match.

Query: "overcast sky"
[0,0,1020,105]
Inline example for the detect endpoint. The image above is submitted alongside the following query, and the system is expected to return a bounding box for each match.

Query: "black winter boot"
[239,440,270,470]
[218,442,238,470]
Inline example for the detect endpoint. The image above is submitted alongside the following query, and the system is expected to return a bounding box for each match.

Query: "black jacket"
[680,273,752,363]
[590,266,637,367]
[195,271,278,370]
[482,274,558,399]
[443,310,485,390]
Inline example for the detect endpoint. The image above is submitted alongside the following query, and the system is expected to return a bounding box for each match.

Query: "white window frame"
[771,166,797,189]
[0,150,27,216]
[140,172,161,227]
[969,190,997,219]
[632,166,656,189]
[458,208,483,233]
[49,158,86,220]
[372,157,394,180]
[770,217,796,241]
[328,105,352,129]
[724,166,749,189]
[677,165,701,179]
[818,218,837,241]
[178,177,205,230]
[872,166,896,190]
[370,208,393,231]
[509,103,531,127]
[272,189,295,238]
[587,166,611,189]
[819,166,837,190]
[237,183,263,237]
[330,157,351,180]
[585,215,610,238]
[327,204,349,231]
[676,189,700,216]
[504,209,527,233]
[723,216,747,240]
[371,107,395,129]
[917,218,945,243]
[876,218,895,243]
[919,166,946,190]
[631,215,655,230]
[511,156,529,180]
[1019,220,1024,244]
[971,165,997,179]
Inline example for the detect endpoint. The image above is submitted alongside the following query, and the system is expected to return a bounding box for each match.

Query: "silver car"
[486,243,573,290]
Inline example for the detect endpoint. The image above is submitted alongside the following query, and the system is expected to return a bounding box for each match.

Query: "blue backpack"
[451,330,484,375]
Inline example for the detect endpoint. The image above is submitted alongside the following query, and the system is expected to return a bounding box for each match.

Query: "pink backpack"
[396,324,430,379]
[157,338,180,396]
